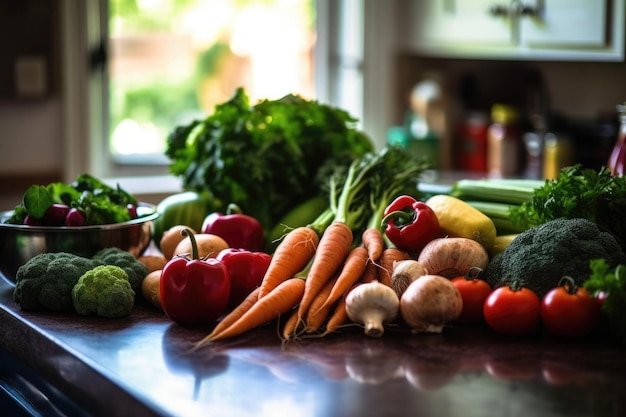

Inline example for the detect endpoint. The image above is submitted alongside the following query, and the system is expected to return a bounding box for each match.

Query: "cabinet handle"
[489,1,539,18]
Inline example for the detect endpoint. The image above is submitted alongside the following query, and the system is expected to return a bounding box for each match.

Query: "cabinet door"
[521,0,607,47]
[409,0,513,48]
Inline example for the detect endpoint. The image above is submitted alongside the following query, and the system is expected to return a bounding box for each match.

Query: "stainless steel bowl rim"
[0,202,158,231]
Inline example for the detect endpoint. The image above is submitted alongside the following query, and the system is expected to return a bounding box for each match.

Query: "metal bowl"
[0,203,158,284]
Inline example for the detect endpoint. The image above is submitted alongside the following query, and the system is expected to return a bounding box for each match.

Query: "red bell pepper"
[160,229,231,326]
[216,248,272,308]
[381,195,440,253]
[202,203,264,251]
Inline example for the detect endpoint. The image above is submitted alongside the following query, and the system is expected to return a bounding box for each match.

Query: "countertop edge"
[0,287,167,417]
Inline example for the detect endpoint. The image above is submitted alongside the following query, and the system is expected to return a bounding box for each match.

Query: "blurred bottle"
[457,111,488,173]
[487,104,523,178]
[543,132,575,179]
[404,78,444,168]
[608,102,626,175]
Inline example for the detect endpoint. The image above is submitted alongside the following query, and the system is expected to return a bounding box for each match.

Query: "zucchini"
[464,200,529,235]
[451,178,544,206]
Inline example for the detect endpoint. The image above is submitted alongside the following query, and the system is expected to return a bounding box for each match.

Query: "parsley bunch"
[509,165,626,251]
[165,88,373,230]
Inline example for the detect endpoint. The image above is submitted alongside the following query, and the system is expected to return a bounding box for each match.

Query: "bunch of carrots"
[194,146,431,348]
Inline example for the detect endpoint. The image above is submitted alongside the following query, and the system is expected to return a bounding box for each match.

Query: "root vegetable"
[417,237,489,279]
[400,274,463,334]
[137,255,168,273]
[390,259,428,298]
[141,270,163,310]
[160,225,197,259]
[345,281,399,338]
[173,232,229,259]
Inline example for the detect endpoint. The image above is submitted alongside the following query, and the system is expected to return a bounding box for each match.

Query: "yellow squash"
[425,194,497,252]
[489,234,519,258]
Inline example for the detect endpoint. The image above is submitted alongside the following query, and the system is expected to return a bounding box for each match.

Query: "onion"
[400,274,463,334]
[345,281,399,338]
[390,259,428,297]
[417,237,489,279]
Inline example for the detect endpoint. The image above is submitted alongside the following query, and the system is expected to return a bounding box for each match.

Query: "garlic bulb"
[345,281,399,338]
[390,259,428,298]
[400,274,463,334]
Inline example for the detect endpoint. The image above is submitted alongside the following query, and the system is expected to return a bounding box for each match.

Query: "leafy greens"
[509,164,626,251]
[6,174,139,226]
[165,87,373,230]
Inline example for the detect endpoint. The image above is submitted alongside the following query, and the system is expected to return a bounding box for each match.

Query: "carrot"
[197,278,306,344]
[379,247,410,286]
[281,308,303,341]
[258,226,319,299]
[204,286,261,341]
[316,246,368,313]
[305,273,338,333]
[321,291,351,336]
[362,228,385,262]
[361,258,379,283]
[297,221,353,320]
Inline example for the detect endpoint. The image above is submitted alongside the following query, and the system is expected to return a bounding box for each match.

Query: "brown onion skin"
[417,238,489,279]
[400,274,463,333]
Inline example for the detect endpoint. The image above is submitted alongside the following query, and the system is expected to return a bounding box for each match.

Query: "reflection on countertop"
[1,277,625,417]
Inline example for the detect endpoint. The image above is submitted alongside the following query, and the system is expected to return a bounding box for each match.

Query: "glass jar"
[487,104,523,178]
[608,102,626,176]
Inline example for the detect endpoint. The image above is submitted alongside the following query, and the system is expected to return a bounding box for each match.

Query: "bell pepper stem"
[226,203,243,215]
[181,228,199,259]
[380,210,416,229]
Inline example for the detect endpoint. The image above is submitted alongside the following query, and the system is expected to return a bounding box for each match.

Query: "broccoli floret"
[484,218,626,298]
[92,247,148,292]
[13,252,104,312]
[72,265,136,318]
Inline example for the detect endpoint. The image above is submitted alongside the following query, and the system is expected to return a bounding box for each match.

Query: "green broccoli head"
[484,218,626,298]
[72,265,136,318]
[13,252,104,312]
[92,247,148,292]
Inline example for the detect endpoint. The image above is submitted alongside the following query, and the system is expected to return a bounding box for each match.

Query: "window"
[61,0,395,185]
[108,0,316,165]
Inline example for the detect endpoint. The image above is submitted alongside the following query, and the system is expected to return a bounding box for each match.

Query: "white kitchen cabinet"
[402,0,624,61]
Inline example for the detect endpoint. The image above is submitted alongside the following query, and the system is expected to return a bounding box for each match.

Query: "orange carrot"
[379,247,410,286]
[204,286,261,341]
[297,222,353,320]
[316,246,368,313]
[258,226,318,299]
[305,274,339,333]
[362,228,385,262]
[361,259,379,283]
[322,291,351,336]
[198,278,306,344]
[281,308,303,341]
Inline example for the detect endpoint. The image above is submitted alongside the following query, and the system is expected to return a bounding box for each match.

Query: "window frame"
[61,0,397,186]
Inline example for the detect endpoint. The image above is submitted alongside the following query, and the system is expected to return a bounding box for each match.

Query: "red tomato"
[540,277,600,339]
[483,286,541,336]
[451,274,492,324]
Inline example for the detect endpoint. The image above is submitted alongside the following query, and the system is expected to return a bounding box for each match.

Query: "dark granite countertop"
[1,275,625,417]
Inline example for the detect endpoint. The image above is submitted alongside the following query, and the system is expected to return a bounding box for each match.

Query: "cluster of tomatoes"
[451,272,602,339]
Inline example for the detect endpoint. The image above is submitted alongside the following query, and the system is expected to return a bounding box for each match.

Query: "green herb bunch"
[165,88,373,231]
[509,165,626,251]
